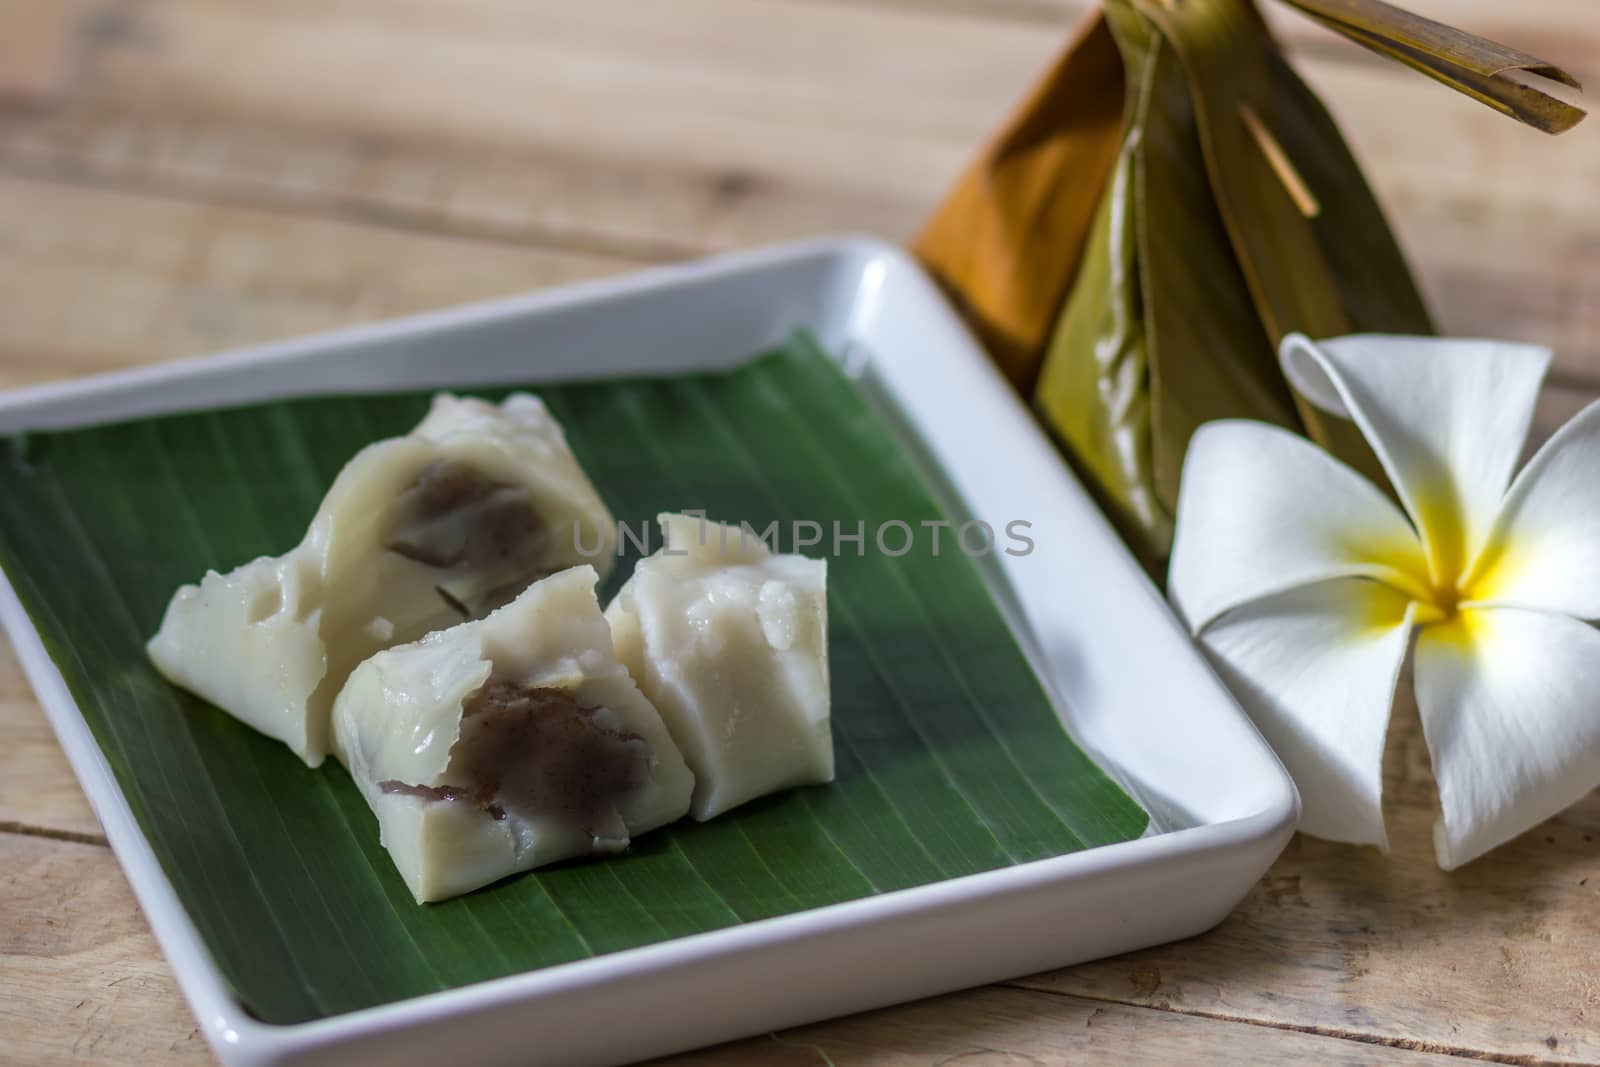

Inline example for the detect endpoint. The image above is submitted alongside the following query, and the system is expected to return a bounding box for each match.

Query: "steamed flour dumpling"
[333,566,694,903]
[605,513,832,819]
[147,393,616,766]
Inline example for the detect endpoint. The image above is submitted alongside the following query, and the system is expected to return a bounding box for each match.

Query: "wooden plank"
[2,0,1596,379]
[0,0,78,106]
[0,834,210,1066]
[0,0,999,257]
[0,174,645,391]
[0,832,1470,1067]
[653,982,1472,1066]
[0,640,101,840]
[20,0,1596,217]
[1023,715,1600,1065]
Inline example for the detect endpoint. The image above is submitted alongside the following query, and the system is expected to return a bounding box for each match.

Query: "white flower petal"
[1279,334,1550,584]
[1168,420,1429,632]
[1466,399,1600,620]
[1197,578,1417,849]
[1414,607,1600,870]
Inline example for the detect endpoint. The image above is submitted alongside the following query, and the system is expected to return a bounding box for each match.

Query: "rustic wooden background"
[0,0,1596,1063]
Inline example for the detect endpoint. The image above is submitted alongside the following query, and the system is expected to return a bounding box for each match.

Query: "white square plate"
[0,235,1296,1067]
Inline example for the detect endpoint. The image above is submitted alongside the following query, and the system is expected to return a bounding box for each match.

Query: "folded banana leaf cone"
[915,0,1584,575]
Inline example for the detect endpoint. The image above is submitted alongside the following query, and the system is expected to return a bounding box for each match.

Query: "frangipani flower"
[1169,333,1600,869]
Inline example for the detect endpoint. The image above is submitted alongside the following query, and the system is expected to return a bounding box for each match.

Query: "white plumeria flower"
[1169,333,1600,870]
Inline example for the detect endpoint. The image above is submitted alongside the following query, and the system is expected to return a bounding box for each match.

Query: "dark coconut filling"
[380,682,649,840]
[385,460,551,615]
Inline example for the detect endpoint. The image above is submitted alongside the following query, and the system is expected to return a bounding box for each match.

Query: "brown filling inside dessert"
[380,682,648,840]
[386,459,548,577]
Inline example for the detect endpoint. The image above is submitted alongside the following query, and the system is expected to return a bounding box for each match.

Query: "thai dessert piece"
[605,513,832,819]
[333,566,695,903]
[147,393,616,766]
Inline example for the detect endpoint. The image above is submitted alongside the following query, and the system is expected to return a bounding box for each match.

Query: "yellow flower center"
[1406,577,1464,628]
[1359,492,1515,638]
[1360,498,1494,630]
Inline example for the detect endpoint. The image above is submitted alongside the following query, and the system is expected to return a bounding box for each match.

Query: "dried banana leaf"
[1034,135,1170,568]
[1265,49,1433,342]
[1034,0,1434,565]
[1037,2,1298,565]
[913,12,1126,391]
[1128,0,1428,501]
[920,0,1581,570]
[1276,0,1585,134]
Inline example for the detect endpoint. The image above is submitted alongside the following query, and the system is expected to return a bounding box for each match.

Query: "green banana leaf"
[0,334,1146,1024]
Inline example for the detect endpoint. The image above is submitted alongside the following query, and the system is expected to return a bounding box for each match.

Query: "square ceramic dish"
[0,236,1297,1067]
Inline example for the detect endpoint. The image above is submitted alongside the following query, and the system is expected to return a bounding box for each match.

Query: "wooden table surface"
[1,1,1597,1063]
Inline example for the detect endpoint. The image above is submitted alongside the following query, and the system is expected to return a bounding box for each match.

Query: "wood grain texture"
[0,0,79,106]
[0,175,643,390]
[0,0,1594,381]
[0,831,1471,1067]
[0,641,101,841]
[0,835,209,1066]
[1022,703,1600,1064]
[0,0,1598,1063]
[654,982,1474,1066]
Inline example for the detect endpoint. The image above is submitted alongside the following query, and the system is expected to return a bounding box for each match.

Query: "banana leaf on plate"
[0,335,1148,1023]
